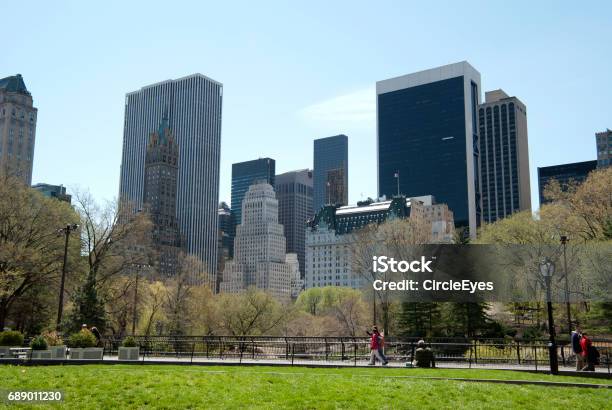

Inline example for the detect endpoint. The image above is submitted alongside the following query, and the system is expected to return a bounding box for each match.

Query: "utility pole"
[394,171,400,196]
[56,224,79,330]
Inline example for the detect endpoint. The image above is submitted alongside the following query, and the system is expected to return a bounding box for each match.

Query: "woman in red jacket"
[579,333,594,371]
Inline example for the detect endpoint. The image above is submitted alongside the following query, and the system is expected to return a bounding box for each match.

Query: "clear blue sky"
[3,1,610,211]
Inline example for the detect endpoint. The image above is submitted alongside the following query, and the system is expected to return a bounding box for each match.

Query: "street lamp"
[56,223,79,330]
[539,258,559,375]
[560,235,572,335]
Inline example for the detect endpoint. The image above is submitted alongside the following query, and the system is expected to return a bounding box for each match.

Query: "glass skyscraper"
[376,61,481,237]
[118,74,222,284]
[313,135,348,213]
[276,169,313,278]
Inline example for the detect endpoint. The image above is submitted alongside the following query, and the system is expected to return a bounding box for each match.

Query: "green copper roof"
[308,196,412,235]
[0,74,30,95]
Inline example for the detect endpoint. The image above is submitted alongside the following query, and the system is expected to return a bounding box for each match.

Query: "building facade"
[377,61,481,237]
[118,74,222,284]
[230,158,276,255]
[478,89,531,223]
[217,201,232,291]
[537,160,597,206]
[596,129,611,168]
[276,169,313,278]
[143,116,182,278]
[0,74,37,185]
[313,135,348,213]
[305,195,454,289]
[220,182,295,301]
[32,183,71,203]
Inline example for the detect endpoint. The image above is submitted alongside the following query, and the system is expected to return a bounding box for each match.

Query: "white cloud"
[298,87,376,124]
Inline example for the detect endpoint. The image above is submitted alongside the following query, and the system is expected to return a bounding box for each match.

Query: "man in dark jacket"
[571,326,583,371]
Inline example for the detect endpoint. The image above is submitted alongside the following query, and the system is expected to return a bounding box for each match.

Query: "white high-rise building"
[118,74,222,284]
[220,182,295,301]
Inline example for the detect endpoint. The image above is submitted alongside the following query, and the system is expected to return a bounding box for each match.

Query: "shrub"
[30,336,48,351]
[41,330,64,347]
[68,329,97,348]
[122,336,138,348]
[0,330,24,347]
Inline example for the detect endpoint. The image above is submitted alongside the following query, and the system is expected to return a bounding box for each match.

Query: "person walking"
[571,326,583,371]
[579,332,595,371]
[367,326,388,366]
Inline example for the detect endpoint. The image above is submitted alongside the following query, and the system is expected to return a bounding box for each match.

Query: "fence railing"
[99,335,611,372]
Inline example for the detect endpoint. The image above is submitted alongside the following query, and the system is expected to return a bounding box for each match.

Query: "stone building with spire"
[143,115,182,277]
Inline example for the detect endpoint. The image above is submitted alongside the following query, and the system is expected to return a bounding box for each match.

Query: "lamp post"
[560,235,572,335]
[56,223,79,330]
[540,258,559,375]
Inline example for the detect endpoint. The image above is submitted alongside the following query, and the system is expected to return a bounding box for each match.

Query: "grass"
[0,364,610,409]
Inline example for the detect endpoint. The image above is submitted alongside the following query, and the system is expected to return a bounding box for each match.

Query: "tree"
[397,302,441,338]
[351,217,431,336]
[217,288,285,336]
[68,190,153,333]
[0,176,79,329]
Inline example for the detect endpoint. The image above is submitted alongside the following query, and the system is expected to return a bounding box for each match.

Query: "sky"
[2,0,610,211]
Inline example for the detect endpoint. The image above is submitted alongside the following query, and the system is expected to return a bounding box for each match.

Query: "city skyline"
[2,2,611,212]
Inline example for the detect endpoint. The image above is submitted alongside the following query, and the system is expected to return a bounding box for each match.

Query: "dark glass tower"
[313,135,348,212]
[143,116,181,277]
[230,158,275,255]
[376,61,481,237]
[276,169,313,278]
[537,160,597,206]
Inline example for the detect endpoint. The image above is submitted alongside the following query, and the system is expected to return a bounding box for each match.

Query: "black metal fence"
[101,335,611,372]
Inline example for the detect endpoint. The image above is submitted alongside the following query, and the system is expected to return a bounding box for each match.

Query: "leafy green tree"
[397,302,441,338]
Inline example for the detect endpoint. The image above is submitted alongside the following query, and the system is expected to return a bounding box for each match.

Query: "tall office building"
[143,116,182,278]
[276,169,313,278]
[32,183,71,204]
[313,135,348,212]
[537,160,597,205]
[220,182,296,301]
[0,74,37,185]
[118,74,222,283]
[596,129,611,168]
[230,158,275,255]
[377,61,481,237]
[478,89,531,223]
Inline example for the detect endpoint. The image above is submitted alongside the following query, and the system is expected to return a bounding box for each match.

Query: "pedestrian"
[571,325,583,371]
[413,340,435,368]
[367,325,388,366]
[579,332,595,371]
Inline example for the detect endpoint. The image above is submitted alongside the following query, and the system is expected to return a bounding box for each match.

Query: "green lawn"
[0,365,610,409]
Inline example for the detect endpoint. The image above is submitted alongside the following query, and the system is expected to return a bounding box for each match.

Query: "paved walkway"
[100,355,610,375]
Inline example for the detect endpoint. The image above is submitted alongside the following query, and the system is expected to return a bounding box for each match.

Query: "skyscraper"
[596,129,611,168]
[537,160,597,206]
[230,158,275,255]
[220,182,296,301]
[377,61,481,237]
[118,74,222,282]
[313,135,348,212]
[0,74,37,185]
[143,116,181,278]
[478,89,531,223]
[276,169,313,278]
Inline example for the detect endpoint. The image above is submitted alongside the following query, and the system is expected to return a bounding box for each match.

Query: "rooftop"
[0,74,31,95]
